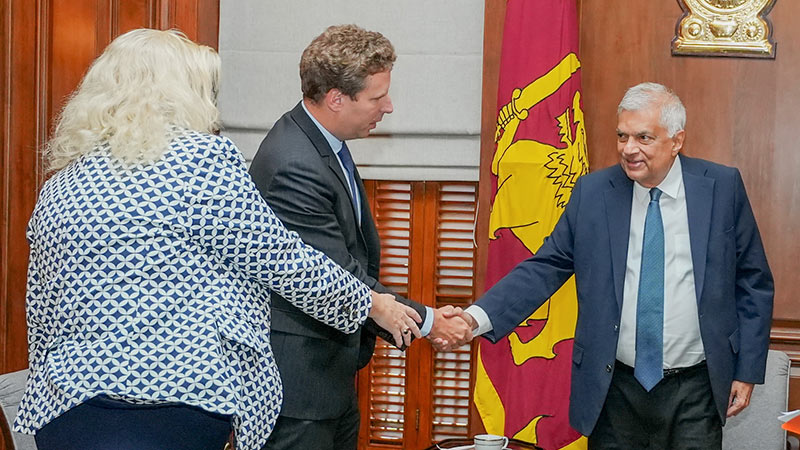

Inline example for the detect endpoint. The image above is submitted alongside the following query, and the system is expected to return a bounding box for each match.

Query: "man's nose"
[621,137,638,154]
[383,96,394,114]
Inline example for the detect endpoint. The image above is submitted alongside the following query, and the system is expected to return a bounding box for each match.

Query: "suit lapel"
[289,103,369,247]
[603,167,633,310]
[352,169,370,225]
[681,155,714,303]
[352,169,381,273]
[289,104,352,197]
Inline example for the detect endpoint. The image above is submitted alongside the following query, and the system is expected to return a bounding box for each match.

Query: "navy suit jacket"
[476,155,773,436]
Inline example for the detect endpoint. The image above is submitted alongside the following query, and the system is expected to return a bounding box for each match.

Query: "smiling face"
[335,69,393,140]
[616,103,685,188]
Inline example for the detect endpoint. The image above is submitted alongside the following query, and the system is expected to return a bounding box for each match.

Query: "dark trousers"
[589,361,722,450]
[34,395,232,450]
[262,397,360,450]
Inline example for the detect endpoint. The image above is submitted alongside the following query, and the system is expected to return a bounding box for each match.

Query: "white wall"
[218,0,484,180]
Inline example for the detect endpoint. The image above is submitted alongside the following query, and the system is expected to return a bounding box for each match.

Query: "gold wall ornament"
[672,0,777,58]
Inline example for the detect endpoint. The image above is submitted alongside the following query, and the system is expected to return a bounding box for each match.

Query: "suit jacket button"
[606,364,613,373]
[613,324,619,332]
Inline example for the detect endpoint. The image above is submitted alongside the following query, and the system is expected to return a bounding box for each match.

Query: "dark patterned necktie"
[338,142,361,224]
[635,187,664,391]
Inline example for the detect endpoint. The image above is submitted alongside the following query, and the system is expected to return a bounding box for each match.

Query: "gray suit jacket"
[249,102,428,420]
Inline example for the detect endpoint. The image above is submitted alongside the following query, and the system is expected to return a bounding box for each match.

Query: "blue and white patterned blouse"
[13,130,372,450]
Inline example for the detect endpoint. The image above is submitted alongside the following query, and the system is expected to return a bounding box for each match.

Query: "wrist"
[464,312,477,330]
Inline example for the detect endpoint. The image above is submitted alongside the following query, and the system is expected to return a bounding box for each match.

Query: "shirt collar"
[301,101,344,154]
[633,154,683,202]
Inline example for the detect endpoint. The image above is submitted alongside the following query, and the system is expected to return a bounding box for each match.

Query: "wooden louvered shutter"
[358,180,479,450]
[358,181,413,446]
[428,183,477,442]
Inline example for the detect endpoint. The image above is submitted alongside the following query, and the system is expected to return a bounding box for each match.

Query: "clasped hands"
[427,305,476,351]
[368,291,475,351]
[369,291,423,348]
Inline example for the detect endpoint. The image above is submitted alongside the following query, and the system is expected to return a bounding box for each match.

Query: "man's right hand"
[427,305,473,352]
[429,306,477,350]
[368,291,422,348]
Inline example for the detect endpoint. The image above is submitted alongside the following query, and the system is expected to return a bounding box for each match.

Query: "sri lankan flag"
[475,1,588,449]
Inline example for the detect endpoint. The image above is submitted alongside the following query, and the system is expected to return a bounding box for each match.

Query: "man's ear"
[324,89,344,112]
[671,129,686,156]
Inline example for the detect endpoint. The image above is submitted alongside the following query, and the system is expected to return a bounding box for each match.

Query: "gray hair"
[617,82,686,138]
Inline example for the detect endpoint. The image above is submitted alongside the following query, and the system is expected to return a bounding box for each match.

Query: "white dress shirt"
[467,156,705,369]
[617,155,704,369]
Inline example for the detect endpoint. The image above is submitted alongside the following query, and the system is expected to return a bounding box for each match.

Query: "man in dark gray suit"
[249,24,472,450]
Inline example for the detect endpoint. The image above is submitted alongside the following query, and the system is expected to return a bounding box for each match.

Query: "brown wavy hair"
[300,24,396,102]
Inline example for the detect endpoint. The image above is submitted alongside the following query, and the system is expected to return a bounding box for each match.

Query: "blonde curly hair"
[46,28,220,171]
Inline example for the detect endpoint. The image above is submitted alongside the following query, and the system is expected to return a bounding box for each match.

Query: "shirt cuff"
[419,306,434,337]
[464,305,493,337]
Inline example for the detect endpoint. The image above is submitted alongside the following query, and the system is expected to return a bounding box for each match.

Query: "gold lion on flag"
[477,52,588,449]
[490,52,588,364]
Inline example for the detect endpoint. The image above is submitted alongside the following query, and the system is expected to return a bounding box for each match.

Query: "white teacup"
[474,433,509,450]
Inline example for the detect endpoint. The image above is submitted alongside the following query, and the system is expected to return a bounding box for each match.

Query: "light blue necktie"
[338,142,361,224]
[635,187,664,391]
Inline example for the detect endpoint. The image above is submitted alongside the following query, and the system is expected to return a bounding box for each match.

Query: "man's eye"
[617,133,628,142]
[638,135,654,144]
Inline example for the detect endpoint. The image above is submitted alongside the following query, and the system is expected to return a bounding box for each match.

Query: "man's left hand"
[727,380,754,417]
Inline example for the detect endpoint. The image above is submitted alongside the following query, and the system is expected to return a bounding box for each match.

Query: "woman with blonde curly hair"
[14,28,421,450]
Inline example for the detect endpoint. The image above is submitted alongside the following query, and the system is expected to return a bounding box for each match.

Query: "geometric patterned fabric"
[634,187,665,392]
[13,130,372,450]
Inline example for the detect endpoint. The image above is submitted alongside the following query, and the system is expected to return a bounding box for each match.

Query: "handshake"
[427,305,477,351]
[369,292,477,351]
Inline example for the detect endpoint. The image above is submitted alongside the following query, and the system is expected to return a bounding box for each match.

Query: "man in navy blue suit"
[458,83,773,449]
